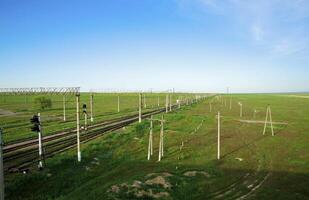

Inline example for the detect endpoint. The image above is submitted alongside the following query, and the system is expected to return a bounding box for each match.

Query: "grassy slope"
[4,94,309,200]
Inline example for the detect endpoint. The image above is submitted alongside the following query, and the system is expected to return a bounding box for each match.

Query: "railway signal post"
[83,104,88,131]
[90,93,94,122]
[0,128,4,200]
[31,113,44,169]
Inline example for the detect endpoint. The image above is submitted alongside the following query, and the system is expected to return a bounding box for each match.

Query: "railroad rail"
[3,105,181,172]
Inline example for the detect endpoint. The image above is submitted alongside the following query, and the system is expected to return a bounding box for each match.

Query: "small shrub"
[34,97,52,110]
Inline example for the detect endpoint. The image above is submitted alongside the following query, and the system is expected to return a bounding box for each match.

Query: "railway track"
[3,105,180,172]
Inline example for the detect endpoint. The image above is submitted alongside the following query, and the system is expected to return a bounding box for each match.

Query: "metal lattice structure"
[0,87,80,96]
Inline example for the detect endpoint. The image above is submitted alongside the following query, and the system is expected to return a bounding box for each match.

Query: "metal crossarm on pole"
[0,87,80,96]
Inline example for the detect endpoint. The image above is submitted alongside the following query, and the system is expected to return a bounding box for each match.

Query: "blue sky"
[0,0,308,93]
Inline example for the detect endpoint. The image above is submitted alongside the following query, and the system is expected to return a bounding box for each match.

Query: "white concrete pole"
[161,115,164,158]
[139,93,142,123]
[148,115,153,160]
[76,95,81,162]
[117,95,120,113]
[0,128,4,200]
[269,107,274,136]
[90,94,94,122]
[144,94,146,108]
[38,113,43,169]
[217,112,220,160]
[263,106,269,135]
[239,103,243,117]
[63,96,66,121]
[158,127,162,162]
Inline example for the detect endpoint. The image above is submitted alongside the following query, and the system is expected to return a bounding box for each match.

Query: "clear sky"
[0,0,308,93]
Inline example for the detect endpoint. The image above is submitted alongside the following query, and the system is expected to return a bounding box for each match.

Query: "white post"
[161,115,164,158]
[76,95,81,162]
[63,96,66,121]
[269,107,274,136]
[148,115,153,160]
[239,103,243,117]
[38,113,43,169]
[139,93,142,123]
[263,106,269,135]
[158,115,164,161]
[117,95,120,113]
[144,94,146,108]
[90,94,94,122]
[217,112,220,160]
[0,128,4,200]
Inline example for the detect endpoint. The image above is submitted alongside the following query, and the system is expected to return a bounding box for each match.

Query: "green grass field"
[0,93,194,143]
[3,94,309,200]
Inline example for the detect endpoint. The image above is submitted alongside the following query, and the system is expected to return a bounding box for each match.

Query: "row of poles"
[215,95,275,160]
[0,92,205,200]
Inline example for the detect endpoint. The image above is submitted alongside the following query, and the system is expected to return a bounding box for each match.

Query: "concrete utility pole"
[217,112,221,160]
[263,105,274,136]
[76,95,81,162]
[38,113,43,169]
[148,115,153,160]
[117,95,120,113]
[139,93,142,123]
[165,94,169,113]
[0,128,4,200]
[158,115,165,161]
[90,93,94,122]
[239,102,243,117]
[63,96,66,121]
